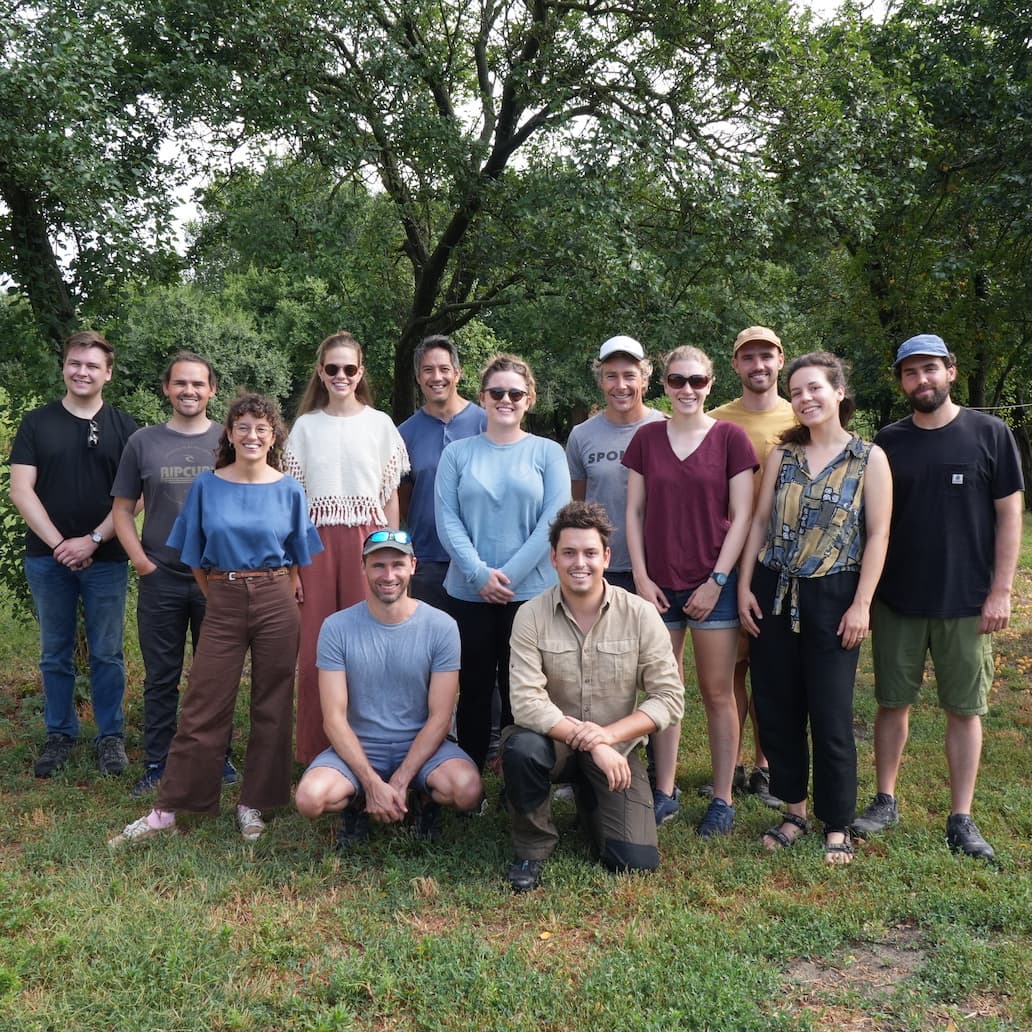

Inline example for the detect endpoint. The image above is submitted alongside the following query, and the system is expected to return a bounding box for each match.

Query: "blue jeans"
[24,556,129,741]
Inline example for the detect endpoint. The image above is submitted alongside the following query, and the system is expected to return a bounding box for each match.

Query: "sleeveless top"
[758,435,872,632]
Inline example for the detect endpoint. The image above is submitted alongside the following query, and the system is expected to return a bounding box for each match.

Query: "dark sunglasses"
[87,419,100,449]
[485,387,528,402]
[364,529,412,547]
[323,363,359,377]
[666,373,711,390]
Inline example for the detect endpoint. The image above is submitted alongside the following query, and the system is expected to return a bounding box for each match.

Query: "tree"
[144,0,805,417]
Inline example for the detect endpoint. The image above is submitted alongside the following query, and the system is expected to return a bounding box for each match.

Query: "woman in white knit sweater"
[284,332,409,764]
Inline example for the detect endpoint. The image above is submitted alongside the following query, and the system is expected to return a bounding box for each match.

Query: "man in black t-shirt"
[852,335,1023,860]
[10,331,138,778]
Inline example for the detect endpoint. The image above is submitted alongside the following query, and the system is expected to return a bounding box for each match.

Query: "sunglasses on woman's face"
[323,363,359,378]
[485,387,528,403]
[665,373,711,390]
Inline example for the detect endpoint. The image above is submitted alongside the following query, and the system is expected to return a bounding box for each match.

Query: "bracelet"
[52,538,67,553]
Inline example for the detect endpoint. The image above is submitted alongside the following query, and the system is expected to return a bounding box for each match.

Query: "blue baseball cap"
[894,334,950,369]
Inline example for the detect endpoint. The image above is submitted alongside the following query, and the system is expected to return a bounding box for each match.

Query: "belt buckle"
[226,571,237,582]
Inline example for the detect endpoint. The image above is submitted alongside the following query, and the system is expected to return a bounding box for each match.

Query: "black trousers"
[749,564,860,829]
[448,598,523,772]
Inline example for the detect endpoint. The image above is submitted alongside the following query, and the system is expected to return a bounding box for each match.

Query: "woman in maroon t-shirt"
[624,346,757,837]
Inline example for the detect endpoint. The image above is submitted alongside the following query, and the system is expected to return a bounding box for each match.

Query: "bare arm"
[383,487,400,530]
[981,490,1023,634]
[626,469,668,613]
[570,479,587,502]
[838,446,892,649]
[388,669,458,796]
[738,451,781,637]
[397,479,413,524]
[11,463,103,569]
[320,667,407,823]
[684,468,754,620]
[112,496,155,576]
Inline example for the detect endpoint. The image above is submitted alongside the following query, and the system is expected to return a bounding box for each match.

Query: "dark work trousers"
[408,560,451,612]
[448,598,522,772]
[748,563,860,829]
[156,572,299,815]
[137,566,208,765]
[502,727,659,871]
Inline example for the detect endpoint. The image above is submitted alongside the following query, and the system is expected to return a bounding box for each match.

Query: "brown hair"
[780,352,856,445]
[479,352,537,409]
[63,330,114,368]
[295,332,374,416]
[548,500,614,550]
[214,393,287,470]
[163,351,216,388]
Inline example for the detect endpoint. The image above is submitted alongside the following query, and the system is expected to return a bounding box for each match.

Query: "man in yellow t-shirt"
[708,326,796,807]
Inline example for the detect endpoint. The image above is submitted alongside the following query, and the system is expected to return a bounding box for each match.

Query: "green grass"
[0,521,1030,1031]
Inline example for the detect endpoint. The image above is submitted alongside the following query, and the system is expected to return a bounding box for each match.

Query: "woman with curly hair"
[284,332,409,764]
[110,393,322,846]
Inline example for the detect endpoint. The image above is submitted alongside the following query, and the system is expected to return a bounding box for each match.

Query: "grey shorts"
[305,737,476,795]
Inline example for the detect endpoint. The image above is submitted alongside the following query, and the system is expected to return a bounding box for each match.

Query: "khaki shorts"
[871,600,992,716]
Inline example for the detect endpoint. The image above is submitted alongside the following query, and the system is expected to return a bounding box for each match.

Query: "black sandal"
[762,812,811,849]
[823,828,854,864]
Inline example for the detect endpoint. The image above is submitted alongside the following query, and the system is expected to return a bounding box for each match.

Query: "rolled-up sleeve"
[508,603,566,734]
[634,604,685,731]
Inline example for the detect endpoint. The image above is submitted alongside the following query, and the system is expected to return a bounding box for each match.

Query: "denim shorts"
[660,569,740,631]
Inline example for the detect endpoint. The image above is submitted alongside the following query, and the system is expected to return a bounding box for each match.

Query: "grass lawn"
[0,519,1029,1031]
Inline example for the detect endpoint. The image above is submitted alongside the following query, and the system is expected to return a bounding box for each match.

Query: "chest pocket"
[538,639,580,686]
[592,638,638,697]
[942,464,976,501]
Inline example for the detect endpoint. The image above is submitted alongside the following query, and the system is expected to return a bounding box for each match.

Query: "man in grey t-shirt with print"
[294,530,483,850]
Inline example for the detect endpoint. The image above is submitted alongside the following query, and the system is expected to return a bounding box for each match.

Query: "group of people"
[9,323,1022,890]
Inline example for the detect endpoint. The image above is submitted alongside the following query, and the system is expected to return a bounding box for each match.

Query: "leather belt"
[207,568,290,582]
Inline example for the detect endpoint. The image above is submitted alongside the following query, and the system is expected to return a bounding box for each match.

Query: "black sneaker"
[851,793,899,836]
[131,762,165,797]
[222,757,239,786]
[411,794,442,842]
[34,733,75,778]
[946,814,995,860]
[96,735,129,775]
[335,807,370,853]
[508,858,544,893]
[747,766,783,809]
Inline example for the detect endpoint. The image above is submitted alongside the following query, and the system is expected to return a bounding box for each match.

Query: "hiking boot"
[222,757,239,785]
[131,762,165,797]
[34,733,75,778]
[747,766,783,809]
[108,815,176,849]
[96,736,128,776]
[851,793,899,836]
[653,786,681,826]
[237,806,266,841]
[335,807,370,852]
[411,794,442,842]
[697,798,735,837]
[697,764,748,799]
[508,858,544,893]
[946,814,995,860]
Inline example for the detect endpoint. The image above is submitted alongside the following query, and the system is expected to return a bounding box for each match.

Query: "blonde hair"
[662,346,713,378]
[479,352,537,409]
[295,332,373,416]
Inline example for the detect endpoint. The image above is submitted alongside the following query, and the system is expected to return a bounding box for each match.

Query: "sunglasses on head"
[323,363,359,377]
[485,387,528,402]
[665,373,711,390]
[364,529,412,547]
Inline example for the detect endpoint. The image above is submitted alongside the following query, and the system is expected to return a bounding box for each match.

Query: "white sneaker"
[237,807,266,841]
[108,815,175,849]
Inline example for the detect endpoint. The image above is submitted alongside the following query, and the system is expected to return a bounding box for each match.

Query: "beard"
[907,384,950,413]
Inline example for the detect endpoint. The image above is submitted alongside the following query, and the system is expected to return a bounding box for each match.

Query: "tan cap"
[732,326,782,356]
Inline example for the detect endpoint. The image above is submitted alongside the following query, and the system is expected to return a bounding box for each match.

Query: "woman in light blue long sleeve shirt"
[435,354,571,771]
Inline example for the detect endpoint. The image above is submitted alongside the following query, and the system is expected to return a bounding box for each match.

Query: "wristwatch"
[709,571,728,587]
[89,531,103,545]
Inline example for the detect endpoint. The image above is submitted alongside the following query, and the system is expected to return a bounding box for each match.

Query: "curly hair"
[548,500,614,551]
[214,393,288,470]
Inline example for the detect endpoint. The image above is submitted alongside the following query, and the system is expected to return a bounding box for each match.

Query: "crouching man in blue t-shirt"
[295,529,484,849]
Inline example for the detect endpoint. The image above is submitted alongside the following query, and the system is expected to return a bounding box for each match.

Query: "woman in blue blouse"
[434,354,571,772]
[110,394,322,846]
